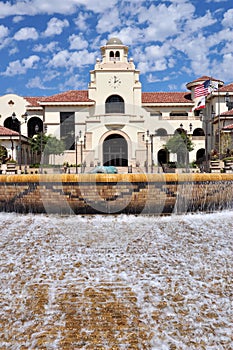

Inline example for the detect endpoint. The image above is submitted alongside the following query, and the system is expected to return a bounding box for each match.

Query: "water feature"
[0,210,232,349]
[1,173,233,214]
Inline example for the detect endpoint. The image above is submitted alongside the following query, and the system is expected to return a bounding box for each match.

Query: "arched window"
[110,51,114,61]
[115,51,120,60]
[193,128,205,136]
[156,128,167,136]
[105,95,125,114]
[4,117,20,133]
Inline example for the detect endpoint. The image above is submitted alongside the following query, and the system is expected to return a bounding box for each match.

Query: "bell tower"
[88,37,142,112]
[100,37,129,64]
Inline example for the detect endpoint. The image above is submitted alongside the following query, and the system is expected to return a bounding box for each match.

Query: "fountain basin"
[0,173,232,214]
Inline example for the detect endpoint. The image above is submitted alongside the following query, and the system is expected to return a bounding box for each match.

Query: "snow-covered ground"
[0,211,232,349]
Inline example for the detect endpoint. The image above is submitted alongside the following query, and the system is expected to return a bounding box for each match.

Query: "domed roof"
[106,37,123,45]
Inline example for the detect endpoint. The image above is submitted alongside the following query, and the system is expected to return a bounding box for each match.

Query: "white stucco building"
[0,37,233,171]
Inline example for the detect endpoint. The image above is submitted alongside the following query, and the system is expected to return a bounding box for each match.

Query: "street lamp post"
[200,110,215,172]
[35,124,47,174]
[75,130,82,174]
[179,123,192,173]
[147,130,158,173]
[81,134,86,173]
[146,139,149,173]
[12,112,28,171]
[75,137,78,174]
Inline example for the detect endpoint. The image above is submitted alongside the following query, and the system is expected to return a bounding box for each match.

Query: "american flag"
[194,80,210,98]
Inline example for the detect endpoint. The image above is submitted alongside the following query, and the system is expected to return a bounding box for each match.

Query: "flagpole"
[218,89,220,157]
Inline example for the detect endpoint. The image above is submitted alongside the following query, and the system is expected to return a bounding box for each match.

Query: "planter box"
[210,160,220,167]
[224,160,233,173]
[6,163,17,174]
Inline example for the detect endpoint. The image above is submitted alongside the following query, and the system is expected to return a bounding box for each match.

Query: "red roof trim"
[0,125,19,136]
[222,123,233,130]
[39,90,94,103]
[142,92,192,104]
[218,83,233,92]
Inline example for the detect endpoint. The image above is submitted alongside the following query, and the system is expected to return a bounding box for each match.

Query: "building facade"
[0,37,233,171]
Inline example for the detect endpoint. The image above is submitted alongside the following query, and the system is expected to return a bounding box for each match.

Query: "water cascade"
[0,174,232,349]
[0,173,232,214]
[0,211,232,349]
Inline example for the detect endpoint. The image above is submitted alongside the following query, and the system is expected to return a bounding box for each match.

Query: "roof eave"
[26,106,43,110]
[39,101,95,106]
[142,102,194,106]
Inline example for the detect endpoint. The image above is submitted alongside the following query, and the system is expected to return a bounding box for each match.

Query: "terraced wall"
[0,173,232,215]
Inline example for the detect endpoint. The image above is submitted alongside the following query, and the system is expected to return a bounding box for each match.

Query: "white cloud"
[0,0,118,19]
[43,17,69,37]
[207,28,233,52]
[110,27,144,46]
[74,11,90,31]
[206,0,228,2]
[59,74,87,91]
[222,8,233,28]
[68,49,96,67]
[33,41,59,53]
[0,0,232,94]
[3,55,40,76]
[69,35,88,50]
[9,47,19,55]
[168,84,177,91]
[135,43,174,74]
[147,74,170,83]
[0,25,10,50]
[14,27,39,41]
[0,25,9,40]
[211,53,233,82]
[48,50,70,68]
[96,8,121,34]
[26,76,48,89]
[12,15,24,23]
[138,2,195,41]
[184,10,217,33]
[48,48,96,70]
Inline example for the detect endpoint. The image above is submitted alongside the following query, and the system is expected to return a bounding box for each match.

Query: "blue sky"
[0,0,232,97]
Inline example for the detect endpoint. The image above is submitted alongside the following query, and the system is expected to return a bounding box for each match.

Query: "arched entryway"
[157,148,168,165]
[103,134,128,166]
[196,148,205,162]
[27,117,43,138]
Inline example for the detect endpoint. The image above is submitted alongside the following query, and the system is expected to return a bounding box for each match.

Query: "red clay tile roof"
[25,97,43,107]
[0,125,19,136]
[186,76,224,90]
[142,92,192,104]
[221,109,233,116]
[189,75,219,83]
[222,123,233,130]
[218,83,233,92]
[22,84,233,107]
[39,90,94,103]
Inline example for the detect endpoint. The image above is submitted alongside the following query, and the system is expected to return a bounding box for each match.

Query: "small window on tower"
[110,51,114,61]
[115,51,120,60]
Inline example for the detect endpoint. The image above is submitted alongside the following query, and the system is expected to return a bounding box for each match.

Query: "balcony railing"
[86,114,145,124]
